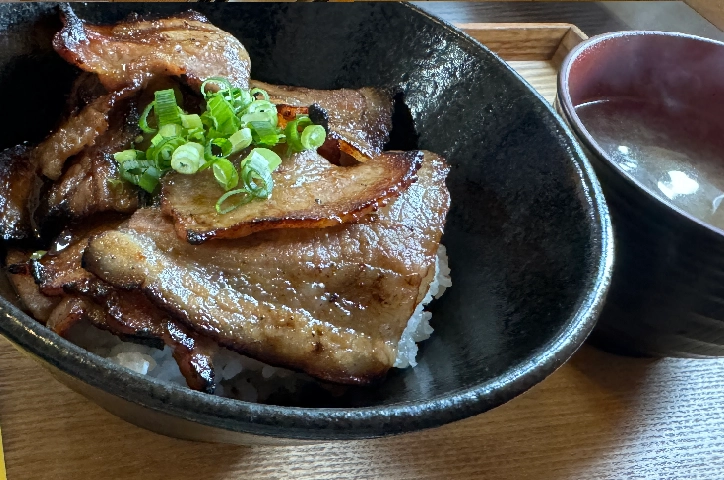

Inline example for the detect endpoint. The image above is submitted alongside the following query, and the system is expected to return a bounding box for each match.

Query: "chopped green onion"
[180,114,203,130]
[253,147,282,172]
[212,138,233,157]
[30,250,47,261]
[202,138,233,168]
[231,89,254,112]
[119,159,161,193]
[171,142,204,174]
[119,159,156,173]
[241,148,276,198]
[149,132,165,146]
[146,136,186,169]
[154,89,182,127]
[159,124,184,138]
[114,77,325,214]
[229,128,252,154]
[139,101,157,134]
[215,188,253,214]
[137,168,161,193]
[240,112,275,124]
[250,88,270,101]
[186,127,206,144]
[284,119,303,152]
[113,149,144,163]
[295,116,314,130]
[301,124,326,150]
[250,121,284,146]
[245,99,276,113]
[201,77,233,96]
[206,94,241,137]
[242,100,278,126]
[284,116,313,153]
[213,158,239,191]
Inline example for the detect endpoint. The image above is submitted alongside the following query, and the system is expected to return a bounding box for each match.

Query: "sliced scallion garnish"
[139,101,157,134]
[285,116,313,153]
[216,188,253,214]
[201,77,233,96]
[30,250,47,261]
[250,121,284,147]
[113,77,324,213]
[154,89,182,127]
[250,88,270,101]
[241,148,276,198]
[213,158,239,191]
[180,114,203,130]
[171,142,204,175]
[229,128,252,154]
[159,123,183,139]
[137,167,162,193]
[301,124,327,150]
[206,94,241,138]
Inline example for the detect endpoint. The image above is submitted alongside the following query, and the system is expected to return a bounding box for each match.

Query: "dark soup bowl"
[0,2,611,444]
[558,31,724,357]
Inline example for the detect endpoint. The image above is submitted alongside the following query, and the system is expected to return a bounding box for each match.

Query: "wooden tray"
[459,23,587,103]
[6,22,724,480]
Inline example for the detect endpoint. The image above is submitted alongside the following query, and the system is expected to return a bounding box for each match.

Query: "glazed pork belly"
[251,80,393,163]
[54,9,251,92]
[39,97,142,225]
[0,82,138,242]
[6,220,216,393]
[0,8,452,392]
[84,152,449,385]
[162,149,421,243]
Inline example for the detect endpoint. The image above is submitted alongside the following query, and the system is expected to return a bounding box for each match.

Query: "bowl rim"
[0,2,614,441]
[558,29,724,240]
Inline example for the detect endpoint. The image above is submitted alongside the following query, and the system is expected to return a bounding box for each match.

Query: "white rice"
[67,245,451,401]
[394,244,451,368]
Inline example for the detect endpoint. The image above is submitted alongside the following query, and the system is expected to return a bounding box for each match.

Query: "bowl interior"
[562,32,724,232]
[0,3,610,438]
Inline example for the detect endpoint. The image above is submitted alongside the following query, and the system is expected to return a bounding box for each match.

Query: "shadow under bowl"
[557,30,724,357]
[0,2,611,444]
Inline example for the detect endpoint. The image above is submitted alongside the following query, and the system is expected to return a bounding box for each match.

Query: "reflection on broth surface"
[576,97,724,229]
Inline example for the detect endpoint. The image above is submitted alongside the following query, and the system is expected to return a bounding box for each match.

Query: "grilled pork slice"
[31,218,127,297]
[5,251,60,323]
[162,150,422,243]
[45,295,109,337]
[29,220,216,392]
[6,252,105,340]
[54,9,251,92]
[33,94,114,181]
[40,100,141,225]
[85,151,450,385]
[0,97,138,241]
[100,288,216,392]
[251,80,393,163]
[0,145,40,242]
[64,72,108,117]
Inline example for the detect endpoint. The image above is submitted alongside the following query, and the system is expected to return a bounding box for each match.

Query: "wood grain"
[460,23,585,101]
[4,338,724,479]
[686,0,724,31]
[3,10,724,480]
[459,23,577,59]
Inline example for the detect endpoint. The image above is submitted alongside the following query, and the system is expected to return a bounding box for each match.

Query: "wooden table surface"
[4,2,724,479]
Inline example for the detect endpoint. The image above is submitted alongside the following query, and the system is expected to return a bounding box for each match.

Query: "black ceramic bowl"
[0,3,612,444]
[557,31,724,357]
